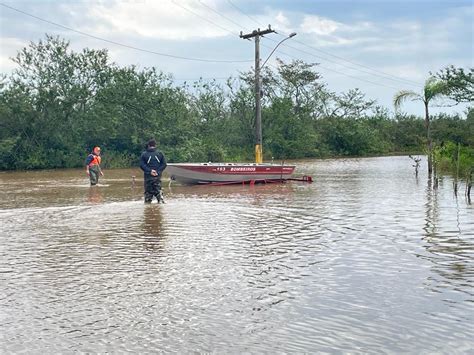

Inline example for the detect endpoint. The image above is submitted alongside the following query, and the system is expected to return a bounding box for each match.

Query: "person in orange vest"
[85,146,104,186]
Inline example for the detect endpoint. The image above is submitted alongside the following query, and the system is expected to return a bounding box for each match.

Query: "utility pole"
[240,25,276,164]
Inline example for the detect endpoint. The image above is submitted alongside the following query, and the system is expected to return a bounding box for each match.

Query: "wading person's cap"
[148,139,156,147]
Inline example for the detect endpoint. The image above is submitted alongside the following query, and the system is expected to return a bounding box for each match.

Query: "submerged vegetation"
[0,35,472,179]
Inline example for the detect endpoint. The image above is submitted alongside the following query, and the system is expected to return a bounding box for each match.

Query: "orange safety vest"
[88,154,101,167]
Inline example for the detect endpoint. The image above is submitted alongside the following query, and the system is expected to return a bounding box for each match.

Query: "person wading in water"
[140,139,167,203]
[85,146,104,186]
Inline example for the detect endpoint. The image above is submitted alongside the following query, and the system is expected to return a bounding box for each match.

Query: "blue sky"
[1,0,472,116]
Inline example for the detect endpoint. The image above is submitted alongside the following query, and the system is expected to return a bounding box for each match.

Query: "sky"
[0,0,473,116]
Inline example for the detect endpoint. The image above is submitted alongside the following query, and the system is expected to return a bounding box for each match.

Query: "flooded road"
[1,156,473,353]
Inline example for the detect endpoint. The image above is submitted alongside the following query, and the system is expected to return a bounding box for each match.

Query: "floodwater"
[0,156,473,353]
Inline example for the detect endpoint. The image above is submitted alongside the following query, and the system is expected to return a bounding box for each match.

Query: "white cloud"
[299,15,379,48]
[253,8,296,35]
[85,0,231,40]
[0,0,471,116]
[0,37,28,72]
[378,64,426,83]
[301,15,341,36]
[275,11,290,28]
[0,55,16,73]
[389,20,421,32]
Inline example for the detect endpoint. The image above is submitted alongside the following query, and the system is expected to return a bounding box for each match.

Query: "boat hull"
[166,163,296,185]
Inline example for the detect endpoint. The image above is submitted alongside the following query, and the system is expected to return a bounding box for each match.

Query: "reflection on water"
[142,205,165,253]
[87,186,104,204]
[423,176,474,303]
[0,157,473,353]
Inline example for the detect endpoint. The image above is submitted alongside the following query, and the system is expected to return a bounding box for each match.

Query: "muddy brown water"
[1,156,473,353]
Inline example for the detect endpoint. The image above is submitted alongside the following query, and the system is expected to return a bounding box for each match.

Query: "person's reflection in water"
[142,204,165,253]
[87,186,103,204]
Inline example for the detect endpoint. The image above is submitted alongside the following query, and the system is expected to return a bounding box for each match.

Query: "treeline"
[0,35,472,171]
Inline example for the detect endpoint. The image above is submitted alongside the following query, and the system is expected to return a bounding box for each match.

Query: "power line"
[191,0,410,90]
[225,0,423,88]
[260,42,404,91]
[2,1,420,90]
[226,0,261,28]
[263,36,423,89]
[252,4,422,87]
[293,38,424,86]
[197,0,413,90]
[170,0,238,37]
[281,35,422,87]
[197,0,246,32]
[0,2,252,63]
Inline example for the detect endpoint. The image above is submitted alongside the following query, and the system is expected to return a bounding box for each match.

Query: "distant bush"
[435,141,474,178]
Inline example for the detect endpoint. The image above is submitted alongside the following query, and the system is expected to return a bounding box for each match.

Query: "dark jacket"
[140,147,167,177]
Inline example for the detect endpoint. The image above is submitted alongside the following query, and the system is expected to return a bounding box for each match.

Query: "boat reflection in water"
[166,162,297,185]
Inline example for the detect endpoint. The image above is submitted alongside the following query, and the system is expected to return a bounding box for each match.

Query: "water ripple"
[1,157,473,353]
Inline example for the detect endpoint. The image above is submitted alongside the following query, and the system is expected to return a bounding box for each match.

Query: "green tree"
[434,65,474,104]
[391,113,425,152]
[276,58,321,114]
[264,97,321,158]
[330,88,376,119]
[5,35,112,168]
[226,84,255,160]
[394,77,449,174]
[2,34,472,172]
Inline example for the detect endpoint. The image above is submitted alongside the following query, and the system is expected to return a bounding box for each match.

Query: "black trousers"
[144,176,162,202]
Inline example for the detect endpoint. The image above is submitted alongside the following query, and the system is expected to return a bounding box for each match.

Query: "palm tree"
[394,77,448,175]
